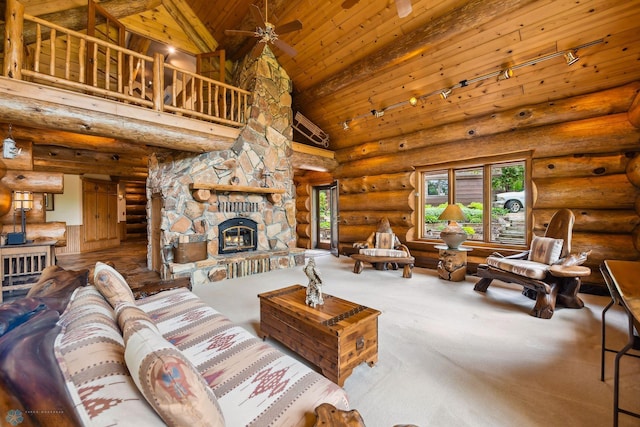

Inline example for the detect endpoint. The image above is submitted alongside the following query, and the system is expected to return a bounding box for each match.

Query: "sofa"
[0,263,349,426]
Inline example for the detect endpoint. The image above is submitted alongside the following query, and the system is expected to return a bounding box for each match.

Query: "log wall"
[0,143,67,246]
[332,82,640,288]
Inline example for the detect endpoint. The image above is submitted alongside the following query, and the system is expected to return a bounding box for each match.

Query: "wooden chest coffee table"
[258,285,380,386]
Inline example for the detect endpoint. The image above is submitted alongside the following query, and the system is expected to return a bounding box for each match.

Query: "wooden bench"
[351,253,415,278]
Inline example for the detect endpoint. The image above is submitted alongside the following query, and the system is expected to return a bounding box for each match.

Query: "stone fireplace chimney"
[147,46,304,285]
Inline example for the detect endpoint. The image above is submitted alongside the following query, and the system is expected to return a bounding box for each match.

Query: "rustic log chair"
[351,218,415,278]
[474,209,589,319]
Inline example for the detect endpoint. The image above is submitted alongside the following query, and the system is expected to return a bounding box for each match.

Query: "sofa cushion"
[528,236,563,265]
[124,318,225,426]
[359,248,408,258]
[137,288,350,427]
[115,302,160,341]
[487,257,550,280]
[55,286,163,425]
[93,262,135,308]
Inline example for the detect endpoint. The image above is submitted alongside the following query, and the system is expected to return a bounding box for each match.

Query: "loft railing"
[3,10,249,128]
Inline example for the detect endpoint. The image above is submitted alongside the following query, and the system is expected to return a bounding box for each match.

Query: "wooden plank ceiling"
[3,0,640,176]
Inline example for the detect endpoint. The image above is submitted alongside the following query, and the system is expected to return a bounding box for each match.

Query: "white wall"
[46,174,82,226]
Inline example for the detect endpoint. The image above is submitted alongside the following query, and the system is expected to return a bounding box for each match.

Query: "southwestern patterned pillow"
[124,321,226,427]
[55,286,163,425]
[528,236,564,265]
[115,302,159,342]
[375,232,395,249]
[93,262,135,308]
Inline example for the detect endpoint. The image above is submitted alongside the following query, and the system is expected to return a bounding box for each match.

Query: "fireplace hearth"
[218,218,258,254]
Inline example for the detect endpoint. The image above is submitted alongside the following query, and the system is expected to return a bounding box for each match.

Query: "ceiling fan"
[342,0,413,18]
[225,3,303,57]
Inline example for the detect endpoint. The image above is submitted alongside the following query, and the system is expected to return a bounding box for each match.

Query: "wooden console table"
[258,285,380,386]
[0,240,56,302]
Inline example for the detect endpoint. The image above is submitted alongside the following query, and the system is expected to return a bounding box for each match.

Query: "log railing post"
[4,0,24,79]
[152,52,165,112]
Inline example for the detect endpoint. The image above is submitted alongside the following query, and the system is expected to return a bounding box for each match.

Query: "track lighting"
[497,68,513,80]
[342,121,350,130]
[338,38,602,126]
[564,51,579,65]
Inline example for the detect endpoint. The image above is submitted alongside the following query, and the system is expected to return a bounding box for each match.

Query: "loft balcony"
[0,4,250,153]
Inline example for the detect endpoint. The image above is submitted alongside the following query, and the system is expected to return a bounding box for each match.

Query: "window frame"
[415,152,532,250]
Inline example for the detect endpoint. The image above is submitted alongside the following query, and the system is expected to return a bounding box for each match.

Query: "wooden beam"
[0,78,239,153]
[32,145,148,179]
[162,0,218,53]
[296,0,537,104]
[11,125,155,156]
[1,170,64,193]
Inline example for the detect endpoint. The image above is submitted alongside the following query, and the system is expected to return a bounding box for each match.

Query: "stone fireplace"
[146,46,305,286]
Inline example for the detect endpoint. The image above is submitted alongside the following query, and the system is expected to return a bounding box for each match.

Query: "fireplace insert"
[218,218,258,254]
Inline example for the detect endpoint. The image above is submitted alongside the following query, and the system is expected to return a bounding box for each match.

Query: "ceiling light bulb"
[564,51,579,65]
[409,97,418,106]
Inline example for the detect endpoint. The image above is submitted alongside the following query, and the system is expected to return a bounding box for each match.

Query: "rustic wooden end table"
[258,285,380,386]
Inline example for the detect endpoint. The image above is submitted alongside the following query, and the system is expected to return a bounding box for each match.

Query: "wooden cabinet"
[82,179,119,251]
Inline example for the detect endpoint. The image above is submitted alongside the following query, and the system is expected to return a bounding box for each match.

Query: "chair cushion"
[375,232,395,249]
[527,236,563,265]
[359,248,408,258]
[486,257,550,280]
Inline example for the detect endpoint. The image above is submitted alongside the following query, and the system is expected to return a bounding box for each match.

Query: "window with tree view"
[421,159,527,246]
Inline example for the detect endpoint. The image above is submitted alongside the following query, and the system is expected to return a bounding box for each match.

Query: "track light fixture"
[338,38,603,128]
[564,51,579,65]
[497,68,513,80]
[342,121,350,130]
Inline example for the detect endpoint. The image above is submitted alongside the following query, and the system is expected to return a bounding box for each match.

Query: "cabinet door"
[83,183,99,242]
[107,186,119,239]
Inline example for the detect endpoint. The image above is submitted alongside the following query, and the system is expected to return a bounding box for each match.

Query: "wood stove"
[218,218,258,254]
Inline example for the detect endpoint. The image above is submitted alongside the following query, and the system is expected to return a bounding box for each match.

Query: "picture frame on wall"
[44,193,54,211]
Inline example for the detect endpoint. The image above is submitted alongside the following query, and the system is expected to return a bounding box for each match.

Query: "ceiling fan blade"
[276,20,302,35]
[225,29,257,37]
[341,0,360,9]
[396,0,412,18]
[273,39,297,57]
[250,4,266,27]
[250,43,266,59]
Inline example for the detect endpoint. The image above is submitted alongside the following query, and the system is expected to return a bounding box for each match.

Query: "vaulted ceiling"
[3,0,640,175]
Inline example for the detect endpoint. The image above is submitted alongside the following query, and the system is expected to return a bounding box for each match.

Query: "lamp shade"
[13,191,33,211]
[438,204,467,249]
[438,204,467,224]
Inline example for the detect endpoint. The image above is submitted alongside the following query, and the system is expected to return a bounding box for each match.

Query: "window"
[419,157,528,246]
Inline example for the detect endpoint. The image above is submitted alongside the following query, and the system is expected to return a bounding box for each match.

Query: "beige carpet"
[192,252,640,427]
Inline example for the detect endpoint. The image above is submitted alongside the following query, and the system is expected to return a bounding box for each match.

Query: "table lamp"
[7,190,33,245]
[438,204,467,249]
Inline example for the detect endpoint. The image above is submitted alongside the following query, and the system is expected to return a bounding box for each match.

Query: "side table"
[435,245,472,281]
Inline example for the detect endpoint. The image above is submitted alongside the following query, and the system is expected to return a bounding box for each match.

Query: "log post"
[152,52,164,112]
[4,0,24,79]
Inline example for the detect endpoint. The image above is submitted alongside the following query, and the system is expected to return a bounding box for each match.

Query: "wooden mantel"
[190,183,286,204]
